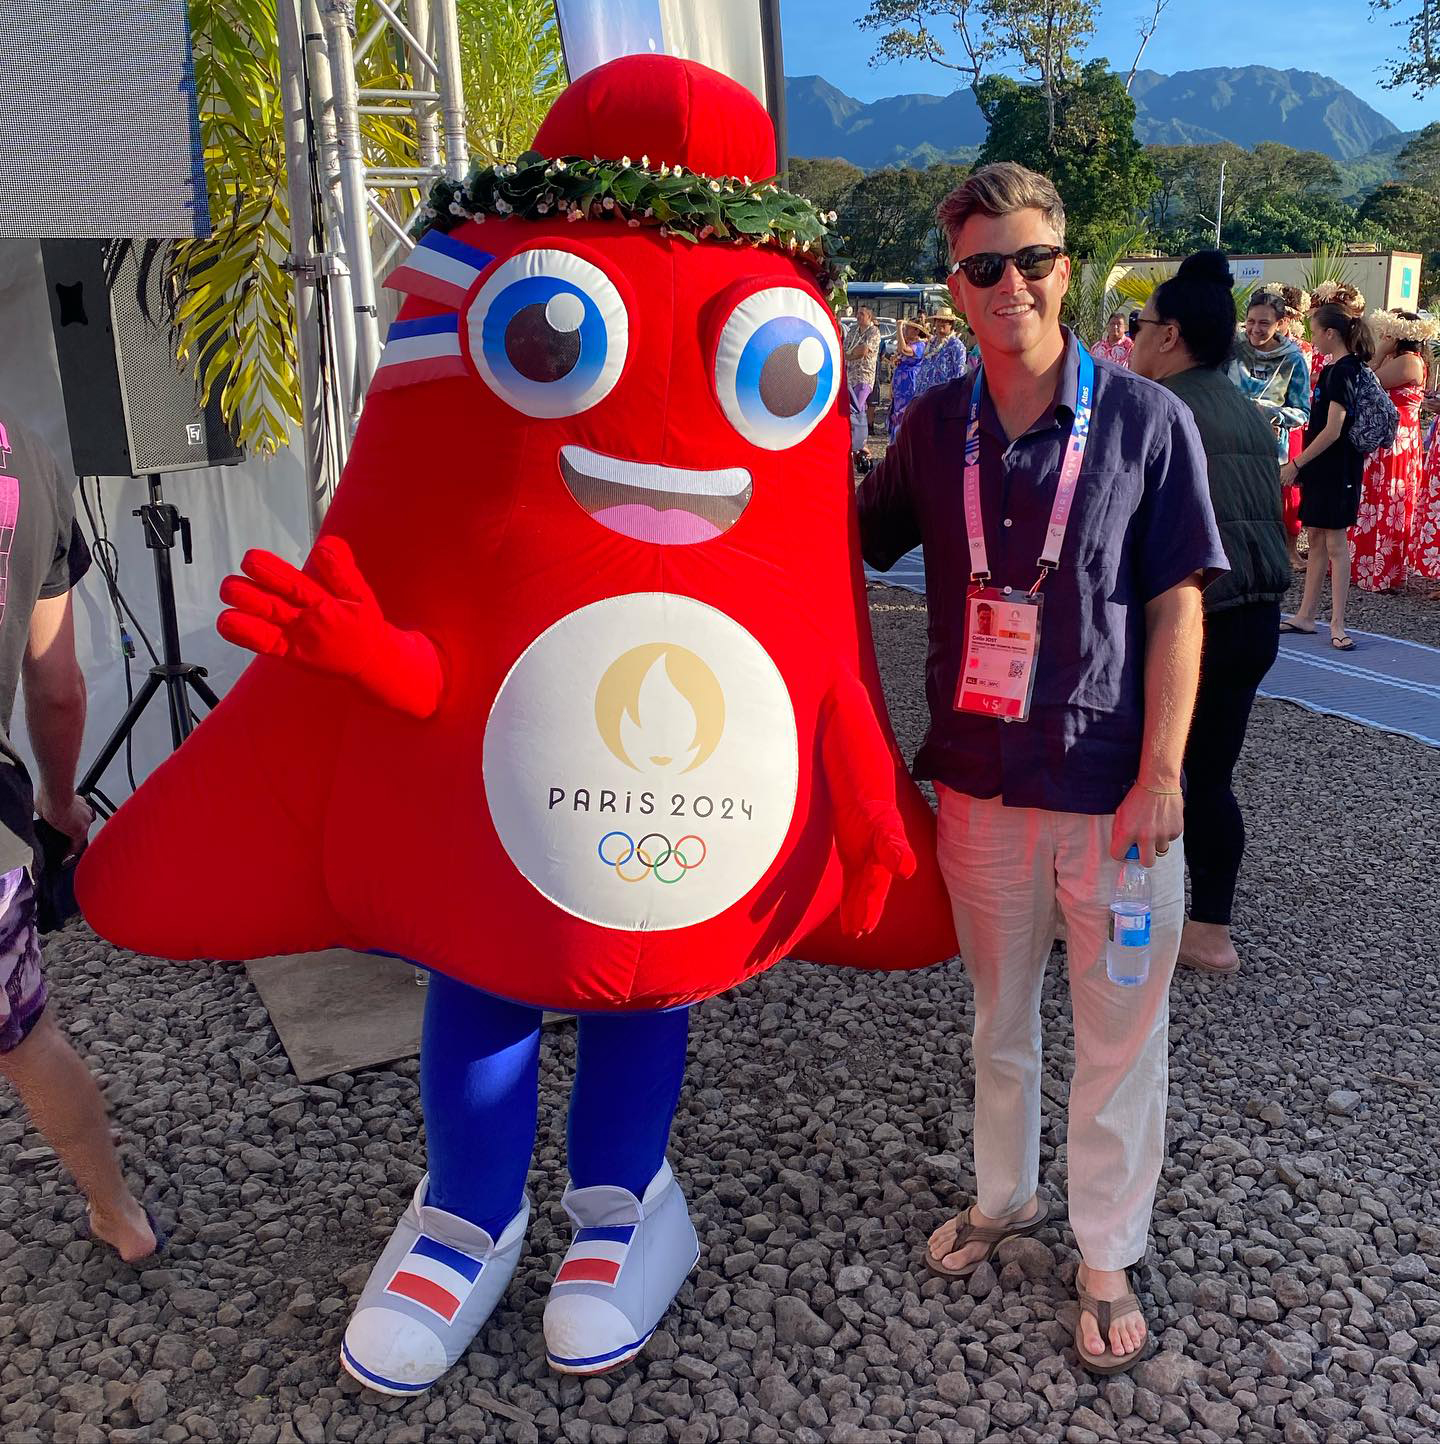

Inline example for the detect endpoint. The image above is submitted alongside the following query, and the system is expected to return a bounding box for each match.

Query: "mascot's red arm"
[820,668,916,937]
[217,536,445,719]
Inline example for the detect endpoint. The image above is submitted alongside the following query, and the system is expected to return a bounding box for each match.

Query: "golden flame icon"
[594,643,725,774]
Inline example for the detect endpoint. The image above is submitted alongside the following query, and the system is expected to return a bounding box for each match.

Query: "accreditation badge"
[953,587,1043,722]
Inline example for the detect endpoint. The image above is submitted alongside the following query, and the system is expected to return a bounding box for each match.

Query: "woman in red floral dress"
[1413,397,1440,590]
[1351,310,1431,592]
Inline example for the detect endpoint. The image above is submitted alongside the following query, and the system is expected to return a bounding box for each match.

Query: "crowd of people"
[1077,275,1440,625]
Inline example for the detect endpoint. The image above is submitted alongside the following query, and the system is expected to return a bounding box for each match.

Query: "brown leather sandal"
[1074,1274,1148,1374]
[924,1194,1052,1279]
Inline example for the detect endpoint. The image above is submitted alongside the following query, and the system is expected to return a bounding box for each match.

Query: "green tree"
[976,62,1155,255]
[1220,195,1386,254]
[161,0,563,457]
[858,0,1096,147]
[1369,1,1440,94]
[1357,182,1440,279]
[837,162,970,279]
[787,156,865,215]
[1397,122,1440,193]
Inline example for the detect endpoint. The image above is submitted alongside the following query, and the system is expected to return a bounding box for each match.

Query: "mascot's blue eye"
[465,248,628,417]
[714,287,842,451]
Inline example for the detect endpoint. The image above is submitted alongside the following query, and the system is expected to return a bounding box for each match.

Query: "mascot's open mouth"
[559,445,753,546]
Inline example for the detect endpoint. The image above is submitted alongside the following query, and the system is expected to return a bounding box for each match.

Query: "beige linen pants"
[935,786,1183,1271]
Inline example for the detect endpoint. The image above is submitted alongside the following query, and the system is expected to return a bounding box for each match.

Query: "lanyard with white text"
[963,344,1095,595]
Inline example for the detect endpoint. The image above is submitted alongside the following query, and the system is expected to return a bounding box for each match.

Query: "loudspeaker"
[40,240,243,477]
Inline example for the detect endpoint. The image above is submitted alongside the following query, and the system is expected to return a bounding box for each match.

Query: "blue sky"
[779,0,1433,131]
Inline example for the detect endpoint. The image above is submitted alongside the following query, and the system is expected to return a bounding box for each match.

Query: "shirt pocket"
[1065,467,1141,601]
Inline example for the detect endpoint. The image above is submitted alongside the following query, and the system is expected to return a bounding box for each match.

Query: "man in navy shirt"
[859,164,1227,1373]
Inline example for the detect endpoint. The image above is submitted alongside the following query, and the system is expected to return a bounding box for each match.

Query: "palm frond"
[1065,225,1149,345]
[157,0,564,457]
[1297,243,1356,297]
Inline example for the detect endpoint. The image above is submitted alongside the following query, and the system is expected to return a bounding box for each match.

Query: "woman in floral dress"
[887,317,928,441]
[1411,384,1440,591]
[1351,310,1432,592]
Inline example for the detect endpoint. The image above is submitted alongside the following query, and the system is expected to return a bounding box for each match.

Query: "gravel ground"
[1,587,1437,1444]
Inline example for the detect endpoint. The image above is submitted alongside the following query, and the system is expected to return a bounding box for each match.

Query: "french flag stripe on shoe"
[384,1236,485,1323]
[556,1225,635,1287]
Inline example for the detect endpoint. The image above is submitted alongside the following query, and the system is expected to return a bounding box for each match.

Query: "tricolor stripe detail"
[555,1224,635,1288]
[383,1234,485,1323]
[385,230,495,308]
[372,314,466,393]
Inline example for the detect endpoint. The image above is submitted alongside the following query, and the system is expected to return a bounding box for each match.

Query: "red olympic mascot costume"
[78,56,955,1391]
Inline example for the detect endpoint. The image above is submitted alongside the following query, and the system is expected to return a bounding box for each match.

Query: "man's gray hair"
[937,162,1067,253]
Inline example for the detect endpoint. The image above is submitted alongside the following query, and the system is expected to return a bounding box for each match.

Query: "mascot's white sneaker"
[340,1175,529,1395]
[543,1161,700,1375]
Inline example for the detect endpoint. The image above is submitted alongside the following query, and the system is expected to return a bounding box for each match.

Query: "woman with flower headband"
[1225,289,1311,465]
[1352,310,1433,592]
[1306,282,1366,407]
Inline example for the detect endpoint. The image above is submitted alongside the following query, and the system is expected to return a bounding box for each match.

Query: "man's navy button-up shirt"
[858,330,1229,817]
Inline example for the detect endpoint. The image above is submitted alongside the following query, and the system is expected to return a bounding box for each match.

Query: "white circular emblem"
[483,594,799,931]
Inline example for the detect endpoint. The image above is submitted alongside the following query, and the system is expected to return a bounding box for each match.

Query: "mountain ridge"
[786,65,1401,170]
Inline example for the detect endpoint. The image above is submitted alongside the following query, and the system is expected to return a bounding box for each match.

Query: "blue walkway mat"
[1261,622,1440,749]
[868,550,1440,749]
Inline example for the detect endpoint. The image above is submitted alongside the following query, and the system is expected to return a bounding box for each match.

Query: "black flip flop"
[1278,619,1315,635]
[1331,634,1357,651]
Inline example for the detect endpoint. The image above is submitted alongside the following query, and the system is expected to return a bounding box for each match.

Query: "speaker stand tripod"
[80,474,221,818]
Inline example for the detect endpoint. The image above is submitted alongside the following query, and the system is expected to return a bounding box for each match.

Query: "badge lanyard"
[963,344,1095,596]
[954,347,1095,723]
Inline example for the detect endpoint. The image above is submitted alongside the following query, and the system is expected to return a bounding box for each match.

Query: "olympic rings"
[596,831,706,883]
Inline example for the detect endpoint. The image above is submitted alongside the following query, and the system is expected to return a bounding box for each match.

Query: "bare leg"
[1328,528,1352,641]
[1292,527,1330,625]
[0,1016,155,1261]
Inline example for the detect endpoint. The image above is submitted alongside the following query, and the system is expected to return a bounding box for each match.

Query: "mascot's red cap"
[532,54,777,183]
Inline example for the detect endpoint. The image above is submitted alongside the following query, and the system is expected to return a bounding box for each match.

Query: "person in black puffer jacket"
[1131,251,1290,976]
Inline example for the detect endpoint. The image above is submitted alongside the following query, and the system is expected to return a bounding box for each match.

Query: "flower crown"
[1310,281,1366,313]
[413,152,847,298]
[1369,309,1439,343]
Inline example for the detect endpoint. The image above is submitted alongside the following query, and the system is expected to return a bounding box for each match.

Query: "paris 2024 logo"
[483,595,798,931]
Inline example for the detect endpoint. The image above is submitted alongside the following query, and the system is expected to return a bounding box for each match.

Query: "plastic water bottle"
[1107,845,1151,987]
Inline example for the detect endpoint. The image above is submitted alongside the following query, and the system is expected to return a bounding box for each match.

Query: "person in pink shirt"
[1091,311,1133,368]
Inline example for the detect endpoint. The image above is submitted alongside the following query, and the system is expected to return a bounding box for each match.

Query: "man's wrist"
[1136,770,1182,795]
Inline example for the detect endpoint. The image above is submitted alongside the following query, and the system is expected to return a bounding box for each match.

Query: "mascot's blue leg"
[544,1007,700,1375]
[340,974,541,1396]
[421,976,543,1233]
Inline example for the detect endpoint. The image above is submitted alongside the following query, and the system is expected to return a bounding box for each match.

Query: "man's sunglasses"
[949,245,1068,289]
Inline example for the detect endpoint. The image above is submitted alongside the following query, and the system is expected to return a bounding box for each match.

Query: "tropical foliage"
[1368,0,1440,95]
[836,163,970,280]
[163,0,563,457]
[976,61,1154,258]
[1063,225,1144,344]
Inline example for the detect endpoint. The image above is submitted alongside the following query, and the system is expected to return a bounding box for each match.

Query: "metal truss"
[279,0,468,533]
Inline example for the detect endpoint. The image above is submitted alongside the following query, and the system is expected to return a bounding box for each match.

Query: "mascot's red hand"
[821,672,917,937]
[217,537,444,719]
